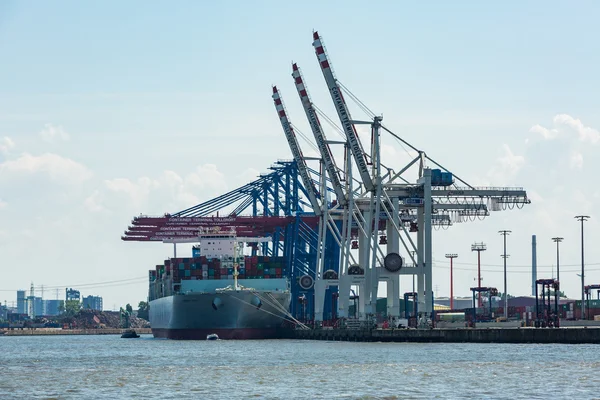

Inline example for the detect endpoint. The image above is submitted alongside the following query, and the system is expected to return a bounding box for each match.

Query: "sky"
[1,1,599,309]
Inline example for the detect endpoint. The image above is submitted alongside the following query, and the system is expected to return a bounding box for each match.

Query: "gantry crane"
[273,85,339,315]
[291,63,347,206]
[312,32,374,193]
[290,63,365,320]
[304,31,530,325]
[272,86,322,217]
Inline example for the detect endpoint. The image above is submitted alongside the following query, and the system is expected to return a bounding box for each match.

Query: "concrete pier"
[293,327,600,344]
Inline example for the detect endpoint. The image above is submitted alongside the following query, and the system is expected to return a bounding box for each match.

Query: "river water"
[0,335,598,399]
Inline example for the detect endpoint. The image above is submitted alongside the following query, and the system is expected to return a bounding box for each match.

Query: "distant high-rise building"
[27,296,43,318]
[35,297,43,316]
[82,295,103,311]
[43,300,64,316]
[17,290,27,314]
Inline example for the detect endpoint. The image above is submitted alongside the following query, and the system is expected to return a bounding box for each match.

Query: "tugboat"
[119,307,140,338]
[121,329,140,339]
[206,333,219,340]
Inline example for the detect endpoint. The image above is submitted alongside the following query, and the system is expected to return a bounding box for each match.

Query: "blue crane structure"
[122,160,340,321]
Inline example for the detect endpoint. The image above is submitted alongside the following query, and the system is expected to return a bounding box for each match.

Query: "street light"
[551,237,563,283]
[575,215,590,320]
[471,242,487,307]
[499,230,511,319]
[445,254,458,310]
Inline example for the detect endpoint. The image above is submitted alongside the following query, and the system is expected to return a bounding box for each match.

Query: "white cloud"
[0,137,15,155]
[486,144,525,184]
[530,114,600,144]
[553,114,600,144]
[237,167,261,184]
[102,164,227,212]
[39,123,70,142]
[105,176,160,209]
[572,189,594,214]
[529,124,558,139]
[0,152,92,184]
[185,164,226,192]
[83,190,105,213]
[569,151,584,170]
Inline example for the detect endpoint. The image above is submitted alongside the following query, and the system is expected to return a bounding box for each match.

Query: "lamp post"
[445,254,458,310]
[551,237,563,283]
[471,242,487,307]
[499,230,511,319]
[575,216,590,320]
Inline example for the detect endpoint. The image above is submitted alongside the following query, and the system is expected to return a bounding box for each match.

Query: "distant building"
[17,290,27,314]
[66,288,81,302]
[82,295,103,311]
[43,300,64,316]
[27,296,43,318]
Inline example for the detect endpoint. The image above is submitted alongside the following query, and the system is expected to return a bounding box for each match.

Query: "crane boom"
[291,63,347,207]
[312,31,374,192]
[272,86,322,216]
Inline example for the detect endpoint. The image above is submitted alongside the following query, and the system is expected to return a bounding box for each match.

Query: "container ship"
[148,228,291,340]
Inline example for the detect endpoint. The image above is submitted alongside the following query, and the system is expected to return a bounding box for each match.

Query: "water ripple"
[0,336,598,399]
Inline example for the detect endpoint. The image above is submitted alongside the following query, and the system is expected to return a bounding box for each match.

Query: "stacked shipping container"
[149,255,287,285]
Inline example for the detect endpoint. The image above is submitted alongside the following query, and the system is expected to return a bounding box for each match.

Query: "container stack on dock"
[565,300,600,320]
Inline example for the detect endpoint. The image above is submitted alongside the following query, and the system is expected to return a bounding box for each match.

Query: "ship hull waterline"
[149,290,292,340]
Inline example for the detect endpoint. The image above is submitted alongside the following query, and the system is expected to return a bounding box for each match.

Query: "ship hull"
[149,290,291,340]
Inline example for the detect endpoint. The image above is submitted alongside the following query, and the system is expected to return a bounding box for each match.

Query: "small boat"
[121,329,140,339]
[206,333,219,341]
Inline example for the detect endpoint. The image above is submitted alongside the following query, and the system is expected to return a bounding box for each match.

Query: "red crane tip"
[313,31,319,40]
[292,63,298,71]
[272,86,278,93]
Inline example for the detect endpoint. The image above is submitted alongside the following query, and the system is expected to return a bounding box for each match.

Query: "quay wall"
[293,327,600,344]
[1,328,153,336]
